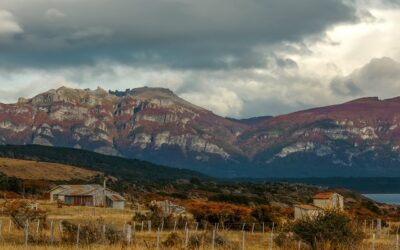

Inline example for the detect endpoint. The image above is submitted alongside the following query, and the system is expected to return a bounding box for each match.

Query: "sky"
[0,0,400,118]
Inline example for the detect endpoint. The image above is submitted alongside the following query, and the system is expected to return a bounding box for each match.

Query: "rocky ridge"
[1,86,400,177]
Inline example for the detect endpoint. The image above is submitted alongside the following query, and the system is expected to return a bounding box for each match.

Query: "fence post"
[25,219,29,247]
[298,241,301,250]
[251,223,255,234]
[376,219,381,239]
[195,222,199,232]
[148,220,151,232]
[8,218,11,232]
[185,228,189,248]
[397,232,399,250]
[59,221,63,237]
[50,220,54,245]
[212,228,215,250]
[372,233,375,250]
[76,224,80,247]
[270,222,274,250]
[371,220,374,234]
[185,221,188,232]
[102,224,106,240]
[36,220,40,234]
[173,220,177,232]
[242,223,246,232]
[156,228,160,250]
[141,221,144,232]
[364,219,367,233]
[126,224,132,245]
[242,231,245,250]
[161,220,164,233]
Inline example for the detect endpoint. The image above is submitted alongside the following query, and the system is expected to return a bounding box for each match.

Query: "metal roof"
[56,184,103,196]
[50,184,125,201]
[106,193,125,201]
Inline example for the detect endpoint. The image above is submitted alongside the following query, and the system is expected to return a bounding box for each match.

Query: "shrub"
[61,219,122,245]
[251,205,278,225]
[276,210,364,250]
[162,232,181,247]
[186,201,252,229]
[3,200,47,229]
[209,194,251,205]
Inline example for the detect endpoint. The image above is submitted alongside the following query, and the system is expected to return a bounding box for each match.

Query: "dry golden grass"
[0,158,100,181]
[0,201,397,249]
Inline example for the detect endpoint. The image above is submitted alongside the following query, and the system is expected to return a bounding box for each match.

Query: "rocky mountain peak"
[345,97,380,104]
[26,86,117,107]
[4,87,400,178]
[111,87,205,111]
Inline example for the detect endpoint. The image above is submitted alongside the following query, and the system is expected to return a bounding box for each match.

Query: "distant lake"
[363,194,400,205]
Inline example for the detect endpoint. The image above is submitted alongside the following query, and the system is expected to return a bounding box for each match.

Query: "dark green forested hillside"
[0,145,209,182]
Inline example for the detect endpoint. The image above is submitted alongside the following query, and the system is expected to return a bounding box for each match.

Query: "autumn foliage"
[186,201,252,228]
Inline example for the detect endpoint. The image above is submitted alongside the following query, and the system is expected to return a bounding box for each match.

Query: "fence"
[0,217,398,249]
[0,217,277,249]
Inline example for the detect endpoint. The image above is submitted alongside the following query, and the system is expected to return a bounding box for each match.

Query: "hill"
[0,157,100,181]
[0,145,209,182]
[2,86,400,177]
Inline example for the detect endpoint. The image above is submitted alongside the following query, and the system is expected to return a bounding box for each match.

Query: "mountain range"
[1,86,400,178]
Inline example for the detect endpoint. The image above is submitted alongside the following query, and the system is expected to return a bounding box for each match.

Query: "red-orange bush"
[186,201,252,228]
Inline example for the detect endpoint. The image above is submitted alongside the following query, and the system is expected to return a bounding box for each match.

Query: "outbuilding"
[294,204,322,220]
[49,184,125,209]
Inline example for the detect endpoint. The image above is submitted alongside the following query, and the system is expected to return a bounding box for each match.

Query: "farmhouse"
[313,192,344,210]
[294,192,344,220]
[49,184,125,209]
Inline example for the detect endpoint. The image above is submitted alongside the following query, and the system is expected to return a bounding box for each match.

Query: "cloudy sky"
[0,0,399,118]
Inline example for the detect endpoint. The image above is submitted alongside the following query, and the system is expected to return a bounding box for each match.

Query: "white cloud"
[0,1,400,118]
[0,72,78,103]
[181,87,243,117]
[0,10,23,36]
[45,8,66,19]
[331,57,400,98]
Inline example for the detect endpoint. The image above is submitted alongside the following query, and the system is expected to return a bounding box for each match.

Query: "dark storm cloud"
[0,0,358,70]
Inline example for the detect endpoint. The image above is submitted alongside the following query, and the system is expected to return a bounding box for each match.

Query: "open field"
[0,201,398,249]
[0,158,100,181]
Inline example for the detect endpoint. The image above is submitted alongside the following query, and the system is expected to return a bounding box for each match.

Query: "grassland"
[0,158,100,181]
[0,201,398,249]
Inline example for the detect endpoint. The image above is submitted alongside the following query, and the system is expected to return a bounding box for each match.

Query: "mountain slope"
[0,157,100,181]
[235,97,400,177]
[2,86,400,177]
[0,145,209,181]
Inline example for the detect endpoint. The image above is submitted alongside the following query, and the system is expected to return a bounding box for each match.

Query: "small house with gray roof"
[49,184,125,209]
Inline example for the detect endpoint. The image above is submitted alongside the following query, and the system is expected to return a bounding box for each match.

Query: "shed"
[152,200,186,215]
[106,193,125,209]
[49,184,125,209]
[294,204,322,220]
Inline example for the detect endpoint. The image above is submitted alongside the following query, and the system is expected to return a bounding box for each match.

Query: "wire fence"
[0,217,398,249]
[0,217,279,249]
